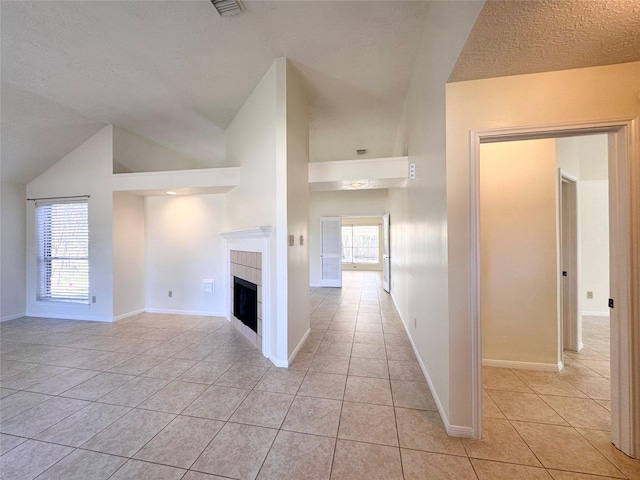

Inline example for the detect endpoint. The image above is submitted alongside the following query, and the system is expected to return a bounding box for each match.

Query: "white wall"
[224,63,278,230]
[387,0,484,433]
[309,189,389,286]
[224,60,286,361]
[580,181,609,315]
[480,139,559,366]
[145,194,227,316]
[556,137,581,177]
[26,125,115,321]
[446,61,640,432]
[284,61,311,357]
[578,135,609,314]
[113,192,145,319]
[1,181,26,321]
[113,126,205,174]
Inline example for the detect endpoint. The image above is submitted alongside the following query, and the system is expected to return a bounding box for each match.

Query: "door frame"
[469,118,639,457]
[559,170,580,355]
[383,213,391,293]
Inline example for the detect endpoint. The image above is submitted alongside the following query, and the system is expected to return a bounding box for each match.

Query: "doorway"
[319,215,389,289]
[470,120,638,458]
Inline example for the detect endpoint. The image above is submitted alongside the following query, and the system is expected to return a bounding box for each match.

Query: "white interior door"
[559,170,579,353]
[383,213,390,292]
[320,217,342,287]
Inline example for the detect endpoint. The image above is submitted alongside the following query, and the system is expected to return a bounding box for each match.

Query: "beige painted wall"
[480,139,559,365]
[446,61,640,430]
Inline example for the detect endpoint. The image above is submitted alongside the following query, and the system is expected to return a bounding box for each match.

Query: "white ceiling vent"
[211,0,244,16]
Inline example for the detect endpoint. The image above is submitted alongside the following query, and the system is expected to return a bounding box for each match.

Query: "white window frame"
[341,224,382,266]
[35,199,89,304]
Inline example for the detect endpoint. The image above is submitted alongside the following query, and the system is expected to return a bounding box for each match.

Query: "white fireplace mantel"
[219,226,273,240]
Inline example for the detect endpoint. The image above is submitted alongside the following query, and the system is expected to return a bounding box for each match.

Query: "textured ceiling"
[450,0,640,82]
[1,0,429,183]
[3,0,638,186]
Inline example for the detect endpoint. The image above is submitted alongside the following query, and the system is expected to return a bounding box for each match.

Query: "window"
[342,224,380,264]
[36,200,89,303]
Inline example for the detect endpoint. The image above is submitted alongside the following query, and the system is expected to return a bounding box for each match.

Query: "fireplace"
[233,276,257,333]
[227,248,264,349]
[219,227,272,360]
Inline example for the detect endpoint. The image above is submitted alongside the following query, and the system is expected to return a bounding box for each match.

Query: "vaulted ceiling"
[2,0,639,185]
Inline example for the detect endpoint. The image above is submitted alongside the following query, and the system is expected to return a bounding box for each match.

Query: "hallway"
[0,272,638,478]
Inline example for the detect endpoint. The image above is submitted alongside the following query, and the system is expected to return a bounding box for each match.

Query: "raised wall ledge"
[309,156,408,191]
[112,166,240,195]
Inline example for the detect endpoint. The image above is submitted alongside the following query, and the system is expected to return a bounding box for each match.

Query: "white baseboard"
[0,312,25,323]
[389,293,471,437]
[113,308,145,322]
[24,312,112,322]
[286,328,311,367]
[144,308,226,317]
[582,311,610,317]
[447,425,474,438]
[482,358,562,372]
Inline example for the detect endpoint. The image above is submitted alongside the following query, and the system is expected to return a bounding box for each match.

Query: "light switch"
[409,163,416,180]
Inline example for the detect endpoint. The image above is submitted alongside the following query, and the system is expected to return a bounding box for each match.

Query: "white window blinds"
[36,200,89,304]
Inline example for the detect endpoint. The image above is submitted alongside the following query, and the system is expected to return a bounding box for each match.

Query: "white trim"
[24,312,112,322]
[389,293,470,437]
[113,308,145,322]
[582,310,610,317]
[287,328,311,367]
[482,359,563,372]
[447,425,474,438]
[0,313,26,322]
[219,226,274,240]
[145,308,226,317]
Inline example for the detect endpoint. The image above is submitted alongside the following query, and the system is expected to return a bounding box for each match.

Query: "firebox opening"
[233,276,258,333]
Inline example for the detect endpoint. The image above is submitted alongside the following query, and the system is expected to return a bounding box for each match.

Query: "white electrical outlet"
[203,279,214,294]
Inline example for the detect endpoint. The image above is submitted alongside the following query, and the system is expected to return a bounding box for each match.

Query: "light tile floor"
[1,272,638,479]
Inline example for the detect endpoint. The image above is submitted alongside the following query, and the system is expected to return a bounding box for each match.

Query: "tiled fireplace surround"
[230,250,263,348]
[220,226,274,363]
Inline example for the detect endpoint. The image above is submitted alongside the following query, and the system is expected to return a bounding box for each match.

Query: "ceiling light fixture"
[211,0,244,16]
[350,182,363,188]
[166,191,177,195]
